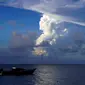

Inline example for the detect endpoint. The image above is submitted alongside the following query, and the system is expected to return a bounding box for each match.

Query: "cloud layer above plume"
[1,0,85,26]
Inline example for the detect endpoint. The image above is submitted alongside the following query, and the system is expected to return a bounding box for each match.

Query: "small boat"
[0,67,36,76]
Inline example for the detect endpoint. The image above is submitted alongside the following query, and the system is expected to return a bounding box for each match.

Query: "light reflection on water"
[34,65,85,85]
[0,65,85,85]
[34,65,57,85]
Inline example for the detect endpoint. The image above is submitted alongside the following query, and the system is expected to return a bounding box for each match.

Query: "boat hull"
[0,68,36,76]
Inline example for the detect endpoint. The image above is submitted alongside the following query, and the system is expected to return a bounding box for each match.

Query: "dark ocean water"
[0,65,85,85]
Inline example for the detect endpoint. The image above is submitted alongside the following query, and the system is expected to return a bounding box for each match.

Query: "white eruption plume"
[36,14,65,45]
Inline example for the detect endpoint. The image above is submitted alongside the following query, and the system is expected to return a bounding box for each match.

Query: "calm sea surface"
[0,65,85,85]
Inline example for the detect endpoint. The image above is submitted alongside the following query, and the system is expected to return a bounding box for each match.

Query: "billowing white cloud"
[36,14,68,45]
[36,14,58,45]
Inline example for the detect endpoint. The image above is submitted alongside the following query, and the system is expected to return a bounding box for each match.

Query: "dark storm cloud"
[8,31,38,53]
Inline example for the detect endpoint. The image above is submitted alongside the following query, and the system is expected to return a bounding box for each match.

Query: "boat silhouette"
[0,67,36,76]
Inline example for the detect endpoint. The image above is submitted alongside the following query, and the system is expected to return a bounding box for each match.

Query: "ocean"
[0,65,85,85]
